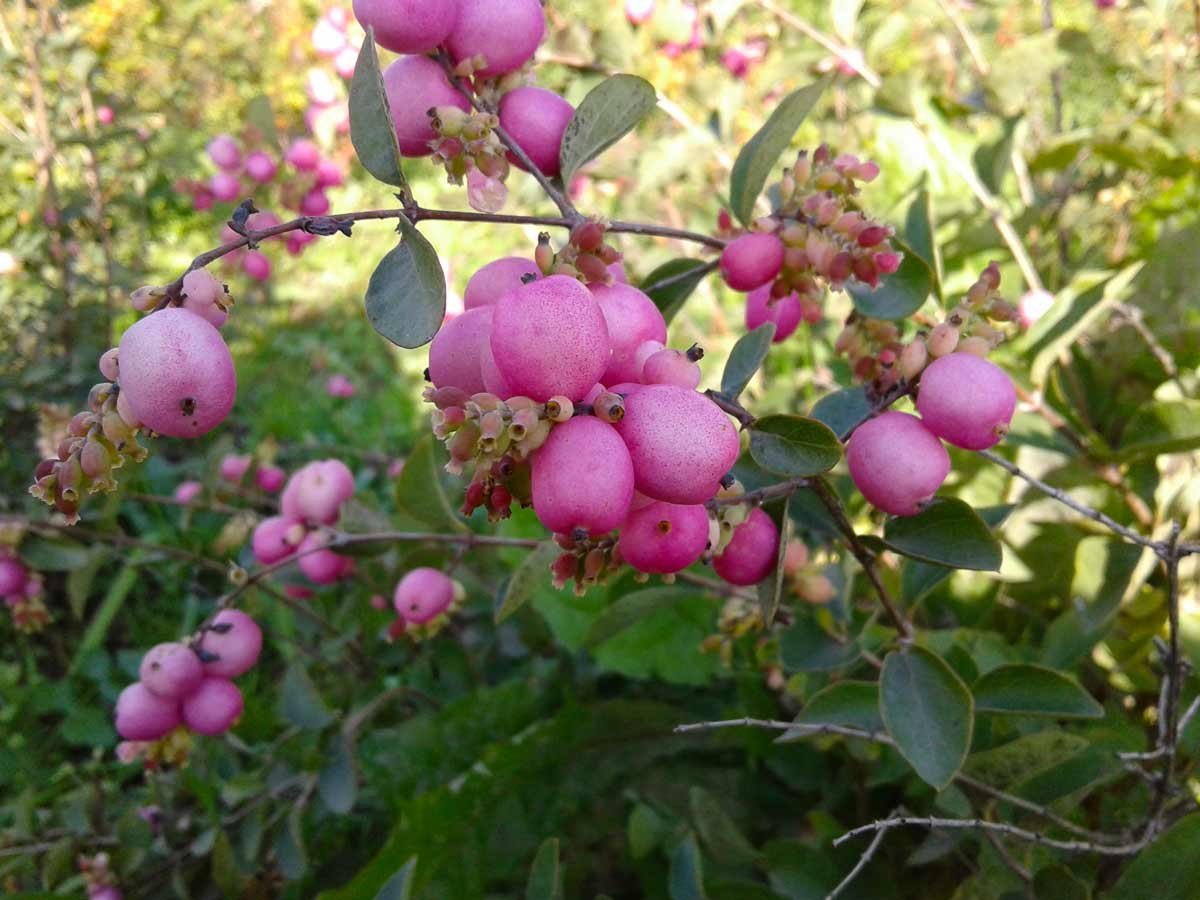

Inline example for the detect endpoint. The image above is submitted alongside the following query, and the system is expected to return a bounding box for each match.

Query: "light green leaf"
[748,415,842,477]
[973,665,1103,719]
[348,28,408,190]
[19,534,93,571]
[374,858,417,900]
[525,837,563,900]
[583,586,699,648]
[393,434,465,534]
[1116,400,1200,461]
[690,787,759,866]
[318,736,357,814]
[559,74,657,183]
[778,681,882,742]
[495,542,560,624]
[669,832,708,900]
[280,665,335,731]
[365,215,445,349]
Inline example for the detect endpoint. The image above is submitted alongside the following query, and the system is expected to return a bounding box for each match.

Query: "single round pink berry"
[1017,289,1054,329]
[480,336,518,398]
[296,531,352,585]
[90,887,123,900]
[382,55,471,157]
[280,459,355,525]
[619,500,709,574]
[626,0,655,24]
[117,308,236,438]
[615,385,740,504]
[251,515,303,565]
[353,0,458,54]
[300,189,330,216]
[315,158,345,189]
[139,642,204,700]
[713,507,779,586]
[244,151,277,183]
[255,465,286,493]
[428,306,493,396]
[720,233,785,292]
[0,557,27,596]
[446,0,545,78]
[209,172,241,203]
[463,257,539,310]
[641,348,701,389]
[847,411,950,516]
[181,678,243,735]
[173,480,202,504]
[745,285,803,342]
[96,105,115,125]
[497,87,573,177]
[198,609,262,679]
[207,134,241,171]
[590,282,667,385]
[285,139,321,171]
[115,682,180,741]
[490,274,611,402]
[218,453,252,483]
[312,14,347,56]
[393,566,457,624]
[633,339,665,381]
[325,373,356,398]
[180,268,229,328]
[916,353,1016,451]
[531,416,635,535]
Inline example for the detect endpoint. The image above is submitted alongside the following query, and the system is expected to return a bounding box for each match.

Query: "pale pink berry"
[96,105,115,125]
[285,139,321,171]
[916,353,1016,451]
[181,678,243,735]
[530,416,634,535]
[325,373,356,397]
[615,385,740,504]
[608,260,628,284]
[382,55,471,157]
[497,87,573,178]
[429,305,493,396]
[207,134,241,171]
[393,567,457,624]
[720,233,785,292]
[465,168,507,214]
[312,14,347,56]
[256,465,286,493]
[334,46,358,78]
[591,282,667,385]
[446,0,545,77]
[296,531,351,585]
[353,0,457,53]
[90,887,123,900]
[1018,289,1054,329]
[745,285,803,342]
[641,348,700,389]
[490,274,611,402]
[465,257,540,310]
[0,557,27,596]
[198,609,262,678]
[139,642,204,700]
[713,507,779,586]
[244,151,277,183]
[633,339,665,380]
[300,189,330,217]
[193,189,215,211]
[242,251,272,281]
[625,0,655,24]
[117,308,236,438]
[219,453,252,483]
[209,172,241,203]
[99,348,120,381]
[619,501,709,574]
[173,480,202,504]
[280,459,355,525]
[315,158,345,188]
[847,411,950,516]
[181,268,229,328]
[115,682,180,741]
[251,515,303,565]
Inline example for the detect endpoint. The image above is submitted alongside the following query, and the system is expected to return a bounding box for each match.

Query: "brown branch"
[703,389,757,428]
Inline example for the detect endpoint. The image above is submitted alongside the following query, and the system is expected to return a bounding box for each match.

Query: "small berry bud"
[926,323,960,358]
[898,340,928,381]
[593,391,625,423]
[958,336,991,357]
[545,396,574,423]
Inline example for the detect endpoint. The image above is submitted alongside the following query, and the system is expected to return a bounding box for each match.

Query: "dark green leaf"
[318,736,357,814]
[847,239,933,320]
[729,79,828,225]
[973,665,1103,719]
[964,730,1089,788]
[279,665,335,730]
[70,559,138,675]
[60,706,116,747]
[583,586,698,648]
[1116,400,1200,461]
[275,808,307,880]
[1108,814,1200,900]
[900,505,1014,602]
[525,838,563,900]
[641,258,713,322]
[19,534,92,571]
[721,323,776,400]
[880,646,973,789]
[628,804,668,860]
[809,387,871,440]
[778,681,882,742]
[689,787,759,865]
[212,830,243,899]
[669,832,708,900]
[883,498,1002,571]
[559,74,657,183]
[495,542,560,624]
[779,617,860,672]
[756,495,792,625]
[365,215,445,349]
[373,858,417,900]
[904,185,941,300]
[348,29,408,190]
[749,415,842,477]
[1033,865,1090,900]
[394,434,465,533]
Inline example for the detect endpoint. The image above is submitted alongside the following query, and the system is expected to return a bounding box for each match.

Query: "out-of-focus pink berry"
[746,285,804,342]
[300,190,330,217]
[297,531,351,584]
[244,151,277,183]
[115,682,180,741]
[325,373,357,398]
[334,46,359,79]
[720,233,785,292]
[219,453,252,483]
[286,139,321,172]
[140,642,204,700]
[393,567,457,624]
[252,515,303,565]
[255,465,286,493]
[847,411,949,516]
[0,557,27,596]
[207,134,241,171]
[1017,289,1054,329]
[174,480,203,504]
[916,353,1016,450]
[242,250,271,281]
[198,609,262,678]
[713,507,779,585]
[181,678,243,735]
[209,172,241,203]
[192,189,215,212]
[96,105,115,125]
[625,0,655,24]
[280,459,355,525]
[312,14,348,56]
[315,158,345,188]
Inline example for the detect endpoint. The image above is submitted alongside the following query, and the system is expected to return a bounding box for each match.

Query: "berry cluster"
[218,451,287,494]
[114,609,262,766]
[387,567,465,642]
[79,853,122,900]
[0,550,47,633]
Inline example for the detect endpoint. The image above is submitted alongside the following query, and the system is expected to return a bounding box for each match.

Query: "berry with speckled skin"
[713,507,779,585]
[531,416,634,535]
[446,0,545,78]
[464,257,539,309]
[591,282,667,385]
[619,500,709,574]
[847,411,949,516]
[916,353,1016,450]
[498,87,573,177]
[641,348,700,389]
[428,306,493,396]
[353,0,458,54]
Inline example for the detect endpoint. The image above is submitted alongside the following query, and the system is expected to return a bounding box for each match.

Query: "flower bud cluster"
[429,105,512,213]
[551,530,625,595]
[533,221,624,286]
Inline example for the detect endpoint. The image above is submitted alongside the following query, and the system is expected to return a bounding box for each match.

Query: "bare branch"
[826,817,892,900]
[832,815,1145,857]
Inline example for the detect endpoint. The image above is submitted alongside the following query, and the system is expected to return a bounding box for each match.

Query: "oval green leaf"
[809,386,872,440]
[318,736,357,814]
[641,258,714,323]
[393,434,465,533]
[348,29,408,190]
[279,665,334,731]
[883,498,1003,572]
[525,837,562,900]
[364,215,445,348]
[779,681,883,742]
[374,858,417,900]
[559,74,657,183]
[880,646,974,789]
[721,322,775,400]
[583,586,698,648]
[668,832,708,900]
[729,79,829,225]
[847,239,934,320]
[973,664,1103,719]
[494,542,560,624]
[1108,814,1200,900]
[749,415,842,477]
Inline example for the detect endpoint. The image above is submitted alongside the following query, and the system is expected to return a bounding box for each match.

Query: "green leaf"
[19,534,92,571]
[729,79,828,225]
[559,74,657,183]
[689,787,759,866]
[525,837,563,900]
[365,215,445,349]
[70,559,139,675]
[847,240,934,320]
[318,736,357,814]
[212,830,243,899]
[629,804,668,860]
[778,681,882,742]
[756,495,792,625]
[373,858,417,900]
[883,498,1002,572]
[880,646,974,789]
[900,505,1014,602]
[779,617,861,672]
[721,323,776,400]
[748,415,842,477]
[60,705,116,747]
[495,542,560,624]
[1116,400,1200,461]
[348,28,407,190]
[809,387,871,440]
[973,665,1103,719]
[669,833,708,900]
[641,258,713,323]
[964,730,1089,788]
[279,665,335,730]
[1108,814,1200,900]
[393,434,465,534]
[583,586,698,648]
[1033,865,1090,900]
[275,808,307,880]
[904,185,941,301]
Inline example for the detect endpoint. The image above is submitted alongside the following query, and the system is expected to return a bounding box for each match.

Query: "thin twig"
[826,818,891,900]
[754,0,882,88]
[832,815,1145,857]
[704,390,757,428]
[934,0,990,76]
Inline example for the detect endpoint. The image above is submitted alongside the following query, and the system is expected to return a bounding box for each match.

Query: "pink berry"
[480,337,518,398]
[615,385,740,504]
[280,459,355,525]
[720,233,785,292]
[192,189,215,212]
[633,339,665,380]
[181,678,243,735]
[315,158,345,188]
[353,0,457,53]
[209,172,241,203]
[173,480,202,504]
[916,353,1016,451]
[428,306,493,396]
[625,0,655,24]
[139,642,204,700]
[619,501,709,574]
[334,46,358,78]
[393,567,457,624]
[590,282,668,385]
[297,531,351,585]
[312,15,348,56]
[713,507,779,586]
[96,105,115,125]
[286,139,321,171]
[300,189,330,216]
[745,285,803,342]
[530,416,635,535]
[463,257,539,309]
[641,348,701,389]
[490,274,611,402]
[207,134,241,171]
[115,682,180,741]
[847,411,950,516]
[256,465,286,493]
[0,557,27,596]
[118,308,236,438]
[242,250,271,281]
[325,373,356,397]
[251,515,303,565]
[382,55,471,158]
[497,87,573,177]
[198,609,262,678]
[90,888,123,900]
[219,453,252,483]
[244,151,277,183]
[98,347,120,381]
[446,0,545,78]
[180,269,229,328]
[1017,289,1054,329]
